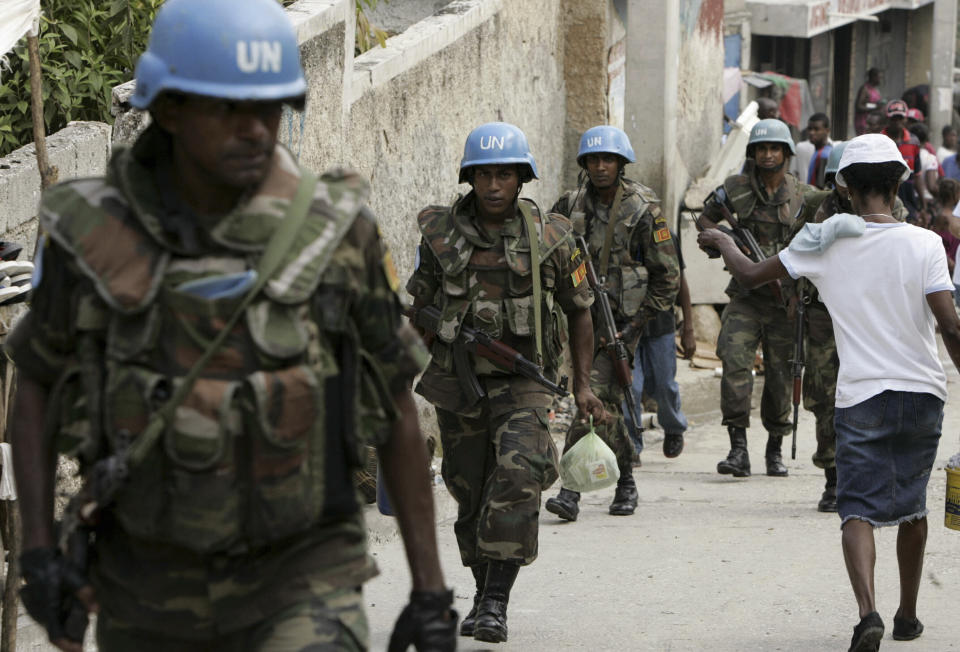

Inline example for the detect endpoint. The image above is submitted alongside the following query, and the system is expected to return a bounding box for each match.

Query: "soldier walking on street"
[544,126,680,521]
[406,122,604,644]
[698,119,813,478]
[7,1,456,650]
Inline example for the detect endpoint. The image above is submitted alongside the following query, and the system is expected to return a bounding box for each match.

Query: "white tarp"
[0,0,41,77]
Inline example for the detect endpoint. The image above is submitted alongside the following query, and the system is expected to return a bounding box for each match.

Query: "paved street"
[366,355,960,651]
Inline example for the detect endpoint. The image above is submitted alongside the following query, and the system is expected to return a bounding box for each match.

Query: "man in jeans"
[629,242,694,461]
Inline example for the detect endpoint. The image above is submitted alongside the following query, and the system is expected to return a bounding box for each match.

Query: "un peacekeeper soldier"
[544,126,680,521]
[698,119,814,478]
[406,122,604,644]
[787,142,907,512]
[6,1,456,650]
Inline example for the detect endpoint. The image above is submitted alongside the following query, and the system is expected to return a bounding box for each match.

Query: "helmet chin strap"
[757,161,786,173]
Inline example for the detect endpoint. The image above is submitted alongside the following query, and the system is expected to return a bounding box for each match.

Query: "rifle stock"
[404,304,569,398]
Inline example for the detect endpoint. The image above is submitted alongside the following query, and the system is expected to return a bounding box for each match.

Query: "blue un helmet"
[576,125,636,168]
[747,118,796,156]
[459,122,539,184]
[130,0,307,109]
[824,141,848,178]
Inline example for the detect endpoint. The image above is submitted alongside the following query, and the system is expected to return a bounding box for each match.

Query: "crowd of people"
[5,2,957,652]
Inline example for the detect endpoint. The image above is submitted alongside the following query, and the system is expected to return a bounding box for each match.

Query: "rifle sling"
[127,170,320,467]
[518,200,544,366]
[599,182,625,277]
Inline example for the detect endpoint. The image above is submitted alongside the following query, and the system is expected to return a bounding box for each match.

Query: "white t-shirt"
[779,220,953,408]
[937,146,955,164]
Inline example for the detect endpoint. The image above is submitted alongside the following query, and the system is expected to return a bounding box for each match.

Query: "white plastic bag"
[559,417,620,492]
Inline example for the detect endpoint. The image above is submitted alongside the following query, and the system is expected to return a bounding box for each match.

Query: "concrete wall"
[0,121,112,256]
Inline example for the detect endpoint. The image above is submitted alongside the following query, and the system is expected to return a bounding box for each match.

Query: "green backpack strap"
[127,170,319,466]
[518,200,543,366]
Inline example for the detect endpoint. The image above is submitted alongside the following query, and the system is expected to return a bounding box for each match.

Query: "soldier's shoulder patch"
[376,226,401,292]
[653,228,672,243]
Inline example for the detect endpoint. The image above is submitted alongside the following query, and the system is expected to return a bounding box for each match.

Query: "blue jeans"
[834,390,942,527]
[625,331,688,453]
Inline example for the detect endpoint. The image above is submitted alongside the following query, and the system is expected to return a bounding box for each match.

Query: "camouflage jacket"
[5,125,426,635]
[406,193,592,414]
[552,177,680,328]
[703,169,813,301]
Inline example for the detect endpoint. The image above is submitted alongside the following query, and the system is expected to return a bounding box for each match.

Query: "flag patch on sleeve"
[653,228,671,243]
[571,261,587,287]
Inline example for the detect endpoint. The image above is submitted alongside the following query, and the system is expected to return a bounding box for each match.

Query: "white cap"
[835,133,910,188]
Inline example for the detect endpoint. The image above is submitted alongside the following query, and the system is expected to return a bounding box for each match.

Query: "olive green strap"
[518,200,543,366]
[128,170,319,466]
[598,182,625,277]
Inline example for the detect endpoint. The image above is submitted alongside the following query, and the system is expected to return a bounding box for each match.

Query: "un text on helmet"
[479,136,506,150]
[237,41,283,74]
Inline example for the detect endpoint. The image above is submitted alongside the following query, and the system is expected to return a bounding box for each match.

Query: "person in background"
[629,239,694,462]
[757,97,781,121]
[936,125,956,164]
[864,111,886,135]
[699,133,960,652]
[854,68,883,135]
[909,123,941,217]
[795,113,833,189]
[933,178,960,278]
[883,100,924,224]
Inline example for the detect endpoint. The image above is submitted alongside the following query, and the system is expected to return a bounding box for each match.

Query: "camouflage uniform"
[6,126,426,650]
[551,178,681,468]
[704,170,811,437]
[406,193,592,567]
[789,191,907,470]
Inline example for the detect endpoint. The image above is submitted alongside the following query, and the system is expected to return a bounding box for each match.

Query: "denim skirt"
[834,390,943,527]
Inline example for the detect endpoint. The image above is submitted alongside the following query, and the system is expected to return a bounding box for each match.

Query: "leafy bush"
[0,0,386,158]
[0,0,163,157]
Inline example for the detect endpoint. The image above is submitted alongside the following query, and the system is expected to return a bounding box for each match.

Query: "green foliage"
[355,0,389,54]
[0,0,163,157]
[0,0,385,158]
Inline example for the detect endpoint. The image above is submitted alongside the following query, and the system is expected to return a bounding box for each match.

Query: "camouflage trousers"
[436,397,559,567]
[803,303,838,469]
[560,336,637,471]
[96,586,368,652]
[717,294,795,436]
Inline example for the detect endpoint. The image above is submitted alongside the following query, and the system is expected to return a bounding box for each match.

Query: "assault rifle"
[791,292,806,460]
[404,304,569,400]
[695,186,785,307]
[575,235,643,444]
[52,432,132,643]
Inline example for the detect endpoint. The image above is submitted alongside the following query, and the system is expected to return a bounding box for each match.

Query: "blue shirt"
[942,153,960,181]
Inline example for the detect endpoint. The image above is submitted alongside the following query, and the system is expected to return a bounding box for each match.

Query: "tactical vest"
[723,172,805,258]
[417,197,568,376]
[42,158,389,554]
[564,179,650,323]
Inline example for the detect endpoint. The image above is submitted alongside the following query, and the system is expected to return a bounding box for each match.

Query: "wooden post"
[26,32,58,189]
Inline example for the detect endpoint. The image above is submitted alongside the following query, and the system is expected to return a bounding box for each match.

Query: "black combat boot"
[717,426,751,477]
[459,563,487,636]
[608,467,638,515]
[473,561,520,643]
[765,435,788,477]
[545,487,580,522]
[818,466,838,512]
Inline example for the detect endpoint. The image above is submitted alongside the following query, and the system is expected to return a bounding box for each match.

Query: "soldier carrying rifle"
[7,1,457,650]
[544,126,680,521]
[406,122,604,644]
[697,119,814,479]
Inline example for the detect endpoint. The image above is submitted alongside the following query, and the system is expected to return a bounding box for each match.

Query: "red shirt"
[883,127,922,174]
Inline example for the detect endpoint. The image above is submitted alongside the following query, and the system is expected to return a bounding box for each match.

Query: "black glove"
[20,547,90,645]
[387,588,458,652]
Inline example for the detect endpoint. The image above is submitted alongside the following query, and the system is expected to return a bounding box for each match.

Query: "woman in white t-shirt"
[698,134,960,652]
